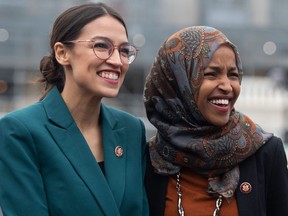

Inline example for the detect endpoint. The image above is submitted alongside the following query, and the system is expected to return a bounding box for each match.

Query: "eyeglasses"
[64,37,139,64]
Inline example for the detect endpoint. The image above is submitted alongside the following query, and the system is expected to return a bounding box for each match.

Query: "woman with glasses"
[0,3,148,216]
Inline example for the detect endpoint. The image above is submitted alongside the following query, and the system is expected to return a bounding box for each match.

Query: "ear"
[54,42,70,65]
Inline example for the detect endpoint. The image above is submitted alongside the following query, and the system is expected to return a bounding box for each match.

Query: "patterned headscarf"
[143,26,272,198]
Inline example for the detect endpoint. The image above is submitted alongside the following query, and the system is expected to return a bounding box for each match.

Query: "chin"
[210,118,230,127]
[104,92,120,98]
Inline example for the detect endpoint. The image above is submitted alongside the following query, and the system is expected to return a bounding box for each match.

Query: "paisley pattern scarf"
[143,26,272,198]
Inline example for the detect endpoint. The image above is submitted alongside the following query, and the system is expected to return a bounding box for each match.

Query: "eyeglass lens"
[92,38,137,64]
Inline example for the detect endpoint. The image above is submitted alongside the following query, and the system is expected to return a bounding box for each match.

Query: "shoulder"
[255,136,287,162]
[101,103,144,127]
[252,136,288,214]
[0,102,44,124]
[0,102,46,128]
[245,135,288,185]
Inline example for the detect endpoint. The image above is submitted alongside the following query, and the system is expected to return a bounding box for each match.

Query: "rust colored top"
[164,168,239,216]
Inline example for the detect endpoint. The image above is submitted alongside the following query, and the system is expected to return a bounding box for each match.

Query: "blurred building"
[0,0,288,140]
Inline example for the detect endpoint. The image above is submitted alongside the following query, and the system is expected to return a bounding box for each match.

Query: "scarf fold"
[144,26,272,198]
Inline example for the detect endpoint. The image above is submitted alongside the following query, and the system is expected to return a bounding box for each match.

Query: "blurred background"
[0,0,288,141]
[0,0,288,214]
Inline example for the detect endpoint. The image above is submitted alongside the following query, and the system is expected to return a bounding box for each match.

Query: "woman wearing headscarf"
[144,26,288,216]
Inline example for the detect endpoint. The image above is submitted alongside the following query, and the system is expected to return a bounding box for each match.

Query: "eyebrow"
[205,65,238,71]
[90,36,129,44]
[90,36,110,41]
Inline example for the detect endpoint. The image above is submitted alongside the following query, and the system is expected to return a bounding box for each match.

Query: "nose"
[106,47,123,66]
[218,76,232,92]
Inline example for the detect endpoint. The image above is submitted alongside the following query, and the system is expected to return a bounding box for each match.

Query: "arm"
[266,137,288,216]
[0,115,49,216]
[139,119,149,216]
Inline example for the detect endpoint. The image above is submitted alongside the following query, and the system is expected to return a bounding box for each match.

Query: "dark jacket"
[145,136,288,216]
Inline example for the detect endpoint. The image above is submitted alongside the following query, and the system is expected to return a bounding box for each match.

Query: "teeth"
[209,99,229,105]
[99,72,119,80]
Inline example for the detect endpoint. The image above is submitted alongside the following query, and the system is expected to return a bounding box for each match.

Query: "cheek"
[70,54,97,70]
[195,87,205,112]
[123,64,129,73]
[232,82,241,99]
[195,81,209,105]
[120,65,129,78]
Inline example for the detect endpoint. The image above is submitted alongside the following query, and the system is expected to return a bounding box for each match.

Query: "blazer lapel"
[101,104,127,209]
[42,88,120,216]
[237,155,259,216]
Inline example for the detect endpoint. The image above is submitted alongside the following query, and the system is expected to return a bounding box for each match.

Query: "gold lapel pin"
[240,182,252,194]
[115,146,123,157]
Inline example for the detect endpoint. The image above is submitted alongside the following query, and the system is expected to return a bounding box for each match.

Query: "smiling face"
[196,45,241,127]
[58,15,129,100]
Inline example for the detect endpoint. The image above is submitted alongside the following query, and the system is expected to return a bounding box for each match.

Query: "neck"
[61,90,101,131]
[70,105,101,131]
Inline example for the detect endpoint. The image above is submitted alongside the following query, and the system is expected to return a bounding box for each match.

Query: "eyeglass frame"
[63,37,139,64]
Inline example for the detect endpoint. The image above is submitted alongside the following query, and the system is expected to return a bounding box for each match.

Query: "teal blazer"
[0,87,148,216]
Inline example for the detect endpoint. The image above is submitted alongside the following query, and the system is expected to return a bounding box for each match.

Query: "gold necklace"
[176,172,223,216]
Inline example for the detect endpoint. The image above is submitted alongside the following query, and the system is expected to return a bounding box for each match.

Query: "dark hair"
[38,2,127,100]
